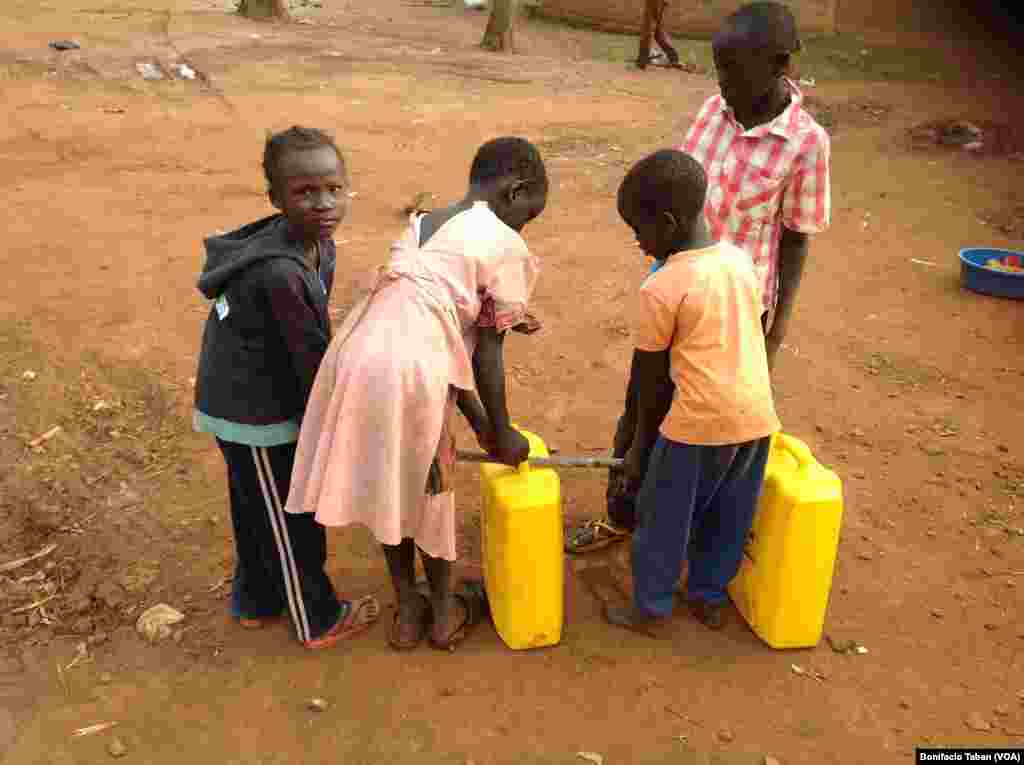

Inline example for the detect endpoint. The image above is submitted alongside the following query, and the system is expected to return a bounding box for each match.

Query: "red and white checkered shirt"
[680,79,831,322]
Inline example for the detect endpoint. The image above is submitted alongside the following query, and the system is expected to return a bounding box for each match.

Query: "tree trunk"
[481,0,520,52]
[238,0,291,21]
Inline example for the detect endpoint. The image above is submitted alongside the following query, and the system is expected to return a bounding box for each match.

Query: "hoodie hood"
[197,214,307,299]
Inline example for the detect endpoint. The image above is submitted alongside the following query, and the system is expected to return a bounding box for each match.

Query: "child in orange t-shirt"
[604,149,781,633]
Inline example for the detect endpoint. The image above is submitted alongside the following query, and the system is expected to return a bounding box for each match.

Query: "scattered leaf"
[577,753,604,765]
[135,604,185,643]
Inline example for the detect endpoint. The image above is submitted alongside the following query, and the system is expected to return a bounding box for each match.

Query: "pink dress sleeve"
[476,239,542,334]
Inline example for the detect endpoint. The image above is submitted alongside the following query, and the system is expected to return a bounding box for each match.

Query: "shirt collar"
[717,78,804,140]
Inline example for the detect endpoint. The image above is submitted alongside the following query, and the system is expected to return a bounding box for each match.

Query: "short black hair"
[469,137,548,193]
[262,126,346,191]
[722,2,802,54]
[618,149,707,227]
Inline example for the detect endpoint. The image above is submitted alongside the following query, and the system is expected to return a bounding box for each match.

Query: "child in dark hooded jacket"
[193,126,379,649]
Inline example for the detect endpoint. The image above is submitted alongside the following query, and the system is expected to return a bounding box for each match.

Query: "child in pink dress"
[287,137,547,651]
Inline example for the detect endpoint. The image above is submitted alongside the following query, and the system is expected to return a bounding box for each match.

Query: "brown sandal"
[429,580,489,652]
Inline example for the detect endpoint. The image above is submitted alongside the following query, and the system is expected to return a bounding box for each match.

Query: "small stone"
[994,705,1010,717]
[717,728,735,743]
[857,552,873,561]
[926,530,937,538]
[815,424,825,433]
[764,757,781,765]
[172,630,184,644]
[931,609,944,619]
[21,370,37,381]
[49,40,81,51]
[439,686,456,697]
[854,646,869,655]
[308,698,329,712]
[965,712,992,732]
[984,623,999,632]
[576,754,603,765]
[899,699,911,710]
[108,737,128,758]
[997,444,1009,453]
[99,672,113,684]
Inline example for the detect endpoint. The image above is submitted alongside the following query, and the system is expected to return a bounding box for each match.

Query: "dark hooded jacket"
[194,214,336,428]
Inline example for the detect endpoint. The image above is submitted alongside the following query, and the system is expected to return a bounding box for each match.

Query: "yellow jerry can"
[727,432,845,649]
[479,428,563,650]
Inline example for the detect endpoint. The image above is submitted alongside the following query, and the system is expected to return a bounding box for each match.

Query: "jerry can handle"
[774,432,816,475]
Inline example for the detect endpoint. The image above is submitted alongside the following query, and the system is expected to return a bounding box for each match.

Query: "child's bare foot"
[389,592,432,651]
[603,603,670,638]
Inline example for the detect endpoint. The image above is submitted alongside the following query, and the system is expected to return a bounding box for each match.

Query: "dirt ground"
[1,1,1023,763]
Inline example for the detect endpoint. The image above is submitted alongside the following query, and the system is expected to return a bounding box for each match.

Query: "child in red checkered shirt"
[566,1,830,555]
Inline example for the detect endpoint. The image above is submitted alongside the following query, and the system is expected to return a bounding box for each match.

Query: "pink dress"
[285,202,539,561]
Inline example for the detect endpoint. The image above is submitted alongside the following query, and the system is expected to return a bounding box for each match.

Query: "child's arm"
[765,228,808,370]
[472,327,530,465]
[263,265,329,422]
[623,347,674,484]
[613,349,674,459]
[773,125,829,370]
[612,373,638,459]
[456,388,493,452]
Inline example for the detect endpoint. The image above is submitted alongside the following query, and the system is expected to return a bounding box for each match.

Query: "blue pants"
[632,435,771,618]
[217,439,342,643]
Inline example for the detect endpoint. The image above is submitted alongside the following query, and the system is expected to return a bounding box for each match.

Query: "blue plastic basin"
[959,248,1024,300]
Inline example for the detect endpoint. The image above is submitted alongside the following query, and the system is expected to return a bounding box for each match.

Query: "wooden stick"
[71,722,118,738]
[28,426,62,448]
[0,543,58,573]
[456,450,623,470]
[11,593,58,614]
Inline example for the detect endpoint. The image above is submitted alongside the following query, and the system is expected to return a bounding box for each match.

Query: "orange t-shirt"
[634,242,781,446]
